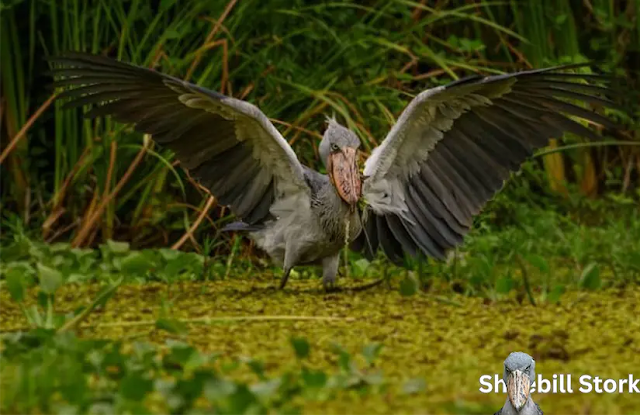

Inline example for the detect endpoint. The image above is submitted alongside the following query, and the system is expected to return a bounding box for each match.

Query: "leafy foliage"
[2,200,639,303]
[0,330,385,414]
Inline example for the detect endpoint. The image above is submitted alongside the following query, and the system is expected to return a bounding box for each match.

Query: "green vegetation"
[2,203,640,413]
[1,0,639,414]
[1,329,390,414]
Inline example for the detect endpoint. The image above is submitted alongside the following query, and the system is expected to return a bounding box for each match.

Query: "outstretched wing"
[353,64,620,262]
[49,52,310,224]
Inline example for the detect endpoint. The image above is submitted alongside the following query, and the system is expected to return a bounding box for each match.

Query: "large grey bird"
[495,352,543,415]
[49,52,619,289]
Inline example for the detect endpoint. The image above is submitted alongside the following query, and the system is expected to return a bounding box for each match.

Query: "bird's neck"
[315,183,360,242]
[501,396,538,415]
[326,183,352,211]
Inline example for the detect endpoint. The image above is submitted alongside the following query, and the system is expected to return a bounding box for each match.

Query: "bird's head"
[319,116,362,208]
[503,352,536,412]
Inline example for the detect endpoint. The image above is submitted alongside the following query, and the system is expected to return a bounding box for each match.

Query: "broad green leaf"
[158,248,181,261]
[119,373,153,401]
[37,290,49,309]
[625,252,640,270]
[5,268,25,302]
[24,305,43,327]
[37,264,63,294]
[332,344,352,372]
[227,385,259,414]
[290,337,310,359]
[106,240,130,254]
[66,273,89,283]
[399,275,418,297]
[547,285,565,304]
[525,255,549,273]
[163,345,202,375]
[164,259,185,278]
[495,276,514,294]
[302,367,327,388]
[204,378,237,400]
[246,359,265,379]
[119,252,154,274]
[579,263,601,290]
[352,258,370,277]
[362,343,383,366]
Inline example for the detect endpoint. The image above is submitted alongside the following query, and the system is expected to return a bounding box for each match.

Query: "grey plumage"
[494,352,543,415]
[250,166,361,288]
[494,400,543,415]
[49,52,620,288]
[353,64,621,264]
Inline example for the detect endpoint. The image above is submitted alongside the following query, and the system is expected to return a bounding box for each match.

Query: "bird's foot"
[323,283,340,293]
[322,275,340,292]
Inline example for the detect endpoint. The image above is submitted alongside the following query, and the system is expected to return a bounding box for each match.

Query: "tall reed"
[1,0,637,249]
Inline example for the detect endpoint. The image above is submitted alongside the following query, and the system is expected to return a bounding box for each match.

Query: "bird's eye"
[330,143,339,152]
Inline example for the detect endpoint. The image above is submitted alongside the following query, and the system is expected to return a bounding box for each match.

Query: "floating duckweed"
[1,279,638,414]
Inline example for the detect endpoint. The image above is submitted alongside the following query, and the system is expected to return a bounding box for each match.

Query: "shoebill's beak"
[507,369,531,411]
[327,147,361,210]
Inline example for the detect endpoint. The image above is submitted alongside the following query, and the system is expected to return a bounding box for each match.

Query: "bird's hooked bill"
[328,147,361,209]
[507,370,530,411]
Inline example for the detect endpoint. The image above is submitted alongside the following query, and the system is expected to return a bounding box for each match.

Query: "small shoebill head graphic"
[503,352,536,411]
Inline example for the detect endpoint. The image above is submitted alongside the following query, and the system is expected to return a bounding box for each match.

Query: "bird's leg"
[279,267,293,289]
[279,242,300,290]
[321,254,340,291]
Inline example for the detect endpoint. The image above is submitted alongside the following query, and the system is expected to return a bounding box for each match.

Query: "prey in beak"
[507,369,531,411]
[327,146,361,210]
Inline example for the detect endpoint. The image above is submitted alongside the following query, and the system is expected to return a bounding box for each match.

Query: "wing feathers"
[419,162,473,225]
[358,64,621,262]
[409,180,464,247]
[50,52,310,226]
[386,215,419,257]
[376,215,405,264]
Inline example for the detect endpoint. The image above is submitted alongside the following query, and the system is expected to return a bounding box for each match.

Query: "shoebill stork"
[49,53,619,289]
[495,352,542,415]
